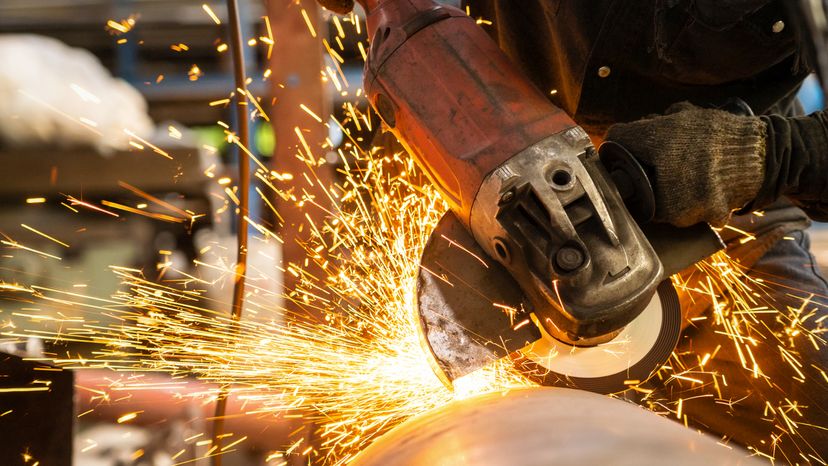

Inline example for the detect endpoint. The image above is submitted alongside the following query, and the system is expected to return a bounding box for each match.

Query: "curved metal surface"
[351,387,764,466]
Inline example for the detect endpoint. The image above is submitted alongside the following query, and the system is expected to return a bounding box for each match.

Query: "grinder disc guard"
[417,212,682,394]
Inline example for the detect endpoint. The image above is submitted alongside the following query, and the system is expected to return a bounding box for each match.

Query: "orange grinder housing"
[359,0,663,345]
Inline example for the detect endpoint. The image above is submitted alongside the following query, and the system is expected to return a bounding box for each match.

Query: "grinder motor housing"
[360,0,663,344]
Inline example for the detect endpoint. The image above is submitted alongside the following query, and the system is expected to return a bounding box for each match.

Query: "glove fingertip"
[707,213,732,229]
[664,101,699,115]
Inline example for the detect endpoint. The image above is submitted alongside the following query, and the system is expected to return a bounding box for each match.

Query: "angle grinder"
[324,0,724,393]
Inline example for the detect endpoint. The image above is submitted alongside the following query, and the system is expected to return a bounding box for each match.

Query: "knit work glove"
[605,102,767,227]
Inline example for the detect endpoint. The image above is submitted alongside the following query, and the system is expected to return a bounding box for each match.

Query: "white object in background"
[0,34,154,153]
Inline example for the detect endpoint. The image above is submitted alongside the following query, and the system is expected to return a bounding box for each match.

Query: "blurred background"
[0,1,824,465]
[0,1,372,464]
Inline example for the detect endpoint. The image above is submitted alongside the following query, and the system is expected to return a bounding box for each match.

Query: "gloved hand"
[605,102,766,227]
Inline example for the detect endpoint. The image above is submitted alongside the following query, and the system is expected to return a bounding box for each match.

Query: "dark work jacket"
[465,0,808,133]
[466,0,824,246]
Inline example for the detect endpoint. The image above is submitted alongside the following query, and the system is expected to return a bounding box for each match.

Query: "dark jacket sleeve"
[750,111,828,221]
[691,0,774,29]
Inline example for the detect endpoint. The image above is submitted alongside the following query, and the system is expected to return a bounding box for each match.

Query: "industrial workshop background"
[0,0,370,464]
[0,1,826,465]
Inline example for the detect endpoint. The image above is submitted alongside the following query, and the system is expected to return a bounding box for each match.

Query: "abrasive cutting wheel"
[416,212,683,395]
[512,280,680,393]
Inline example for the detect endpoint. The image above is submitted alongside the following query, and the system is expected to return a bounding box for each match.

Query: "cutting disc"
[513,280,681,393]
[417,211,683,394]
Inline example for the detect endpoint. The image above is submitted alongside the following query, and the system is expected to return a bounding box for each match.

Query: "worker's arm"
[748,111,828,221]
[605,102,828,226]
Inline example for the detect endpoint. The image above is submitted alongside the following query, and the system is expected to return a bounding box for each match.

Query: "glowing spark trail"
[203,4,222,25]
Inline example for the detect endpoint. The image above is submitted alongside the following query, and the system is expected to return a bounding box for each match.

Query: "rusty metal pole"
[266,0,333,323]
[211,0,250,464]
[264,2,332,463]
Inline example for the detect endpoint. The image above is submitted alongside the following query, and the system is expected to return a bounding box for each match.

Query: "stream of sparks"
[1,143,531,465]
[3,141,825,464]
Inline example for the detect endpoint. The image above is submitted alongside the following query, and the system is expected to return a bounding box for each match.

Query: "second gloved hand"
[605,102,767,227]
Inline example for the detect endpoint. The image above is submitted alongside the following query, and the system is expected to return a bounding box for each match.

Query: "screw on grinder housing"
[360,0,664,346]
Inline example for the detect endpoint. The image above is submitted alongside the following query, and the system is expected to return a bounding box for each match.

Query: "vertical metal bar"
[211,0,250,464]
[267,0,332,323]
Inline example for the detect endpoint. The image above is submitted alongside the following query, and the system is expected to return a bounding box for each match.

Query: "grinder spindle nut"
[555,245,585,272]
